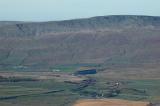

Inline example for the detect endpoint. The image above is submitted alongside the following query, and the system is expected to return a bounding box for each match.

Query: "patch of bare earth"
[73,99,149,106]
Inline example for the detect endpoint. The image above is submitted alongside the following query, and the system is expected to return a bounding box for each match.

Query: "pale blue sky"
[0,0,160,21]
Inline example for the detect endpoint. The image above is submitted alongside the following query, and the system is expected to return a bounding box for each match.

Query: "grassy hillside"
[0,15,160,106]
[0,15,160,70]
[0,15,160,37]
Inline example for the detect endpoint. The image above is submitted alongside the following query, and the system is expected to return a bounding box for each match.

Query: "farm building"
[75,69,97,75]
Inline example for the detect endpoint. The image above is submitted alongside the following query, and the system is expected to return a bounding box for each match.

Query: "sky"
[0,0,160,21]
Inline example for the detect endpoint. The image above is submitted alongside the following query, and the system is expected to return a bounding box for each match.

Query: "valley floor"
[0,64,160,106]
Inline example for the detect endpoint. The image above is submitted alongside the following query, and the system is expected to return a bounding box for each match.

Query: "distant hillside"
[0,21,25,27]
[0,15,160,37]
[0,15,160,70]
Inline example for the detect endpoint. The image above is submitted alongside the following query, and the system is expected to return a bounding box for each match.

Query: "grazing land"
[0,67,160,106]
[0,15,160,106]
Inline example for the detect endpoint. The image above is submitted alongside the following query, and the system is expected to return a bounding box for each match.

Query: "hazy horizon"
[0,0,160,21]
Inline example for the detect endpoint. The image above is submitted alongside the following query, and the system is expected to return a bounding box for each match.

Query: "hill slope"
[0,15,160,70]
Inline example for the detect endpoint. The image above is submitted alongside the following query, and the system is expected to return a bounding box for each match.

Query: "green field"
[0,79,81,106]
[0,73,160,106]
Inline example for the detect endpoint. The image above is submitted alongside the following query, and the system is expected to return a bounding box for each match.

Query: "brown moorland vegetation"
[73,99,149,106]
